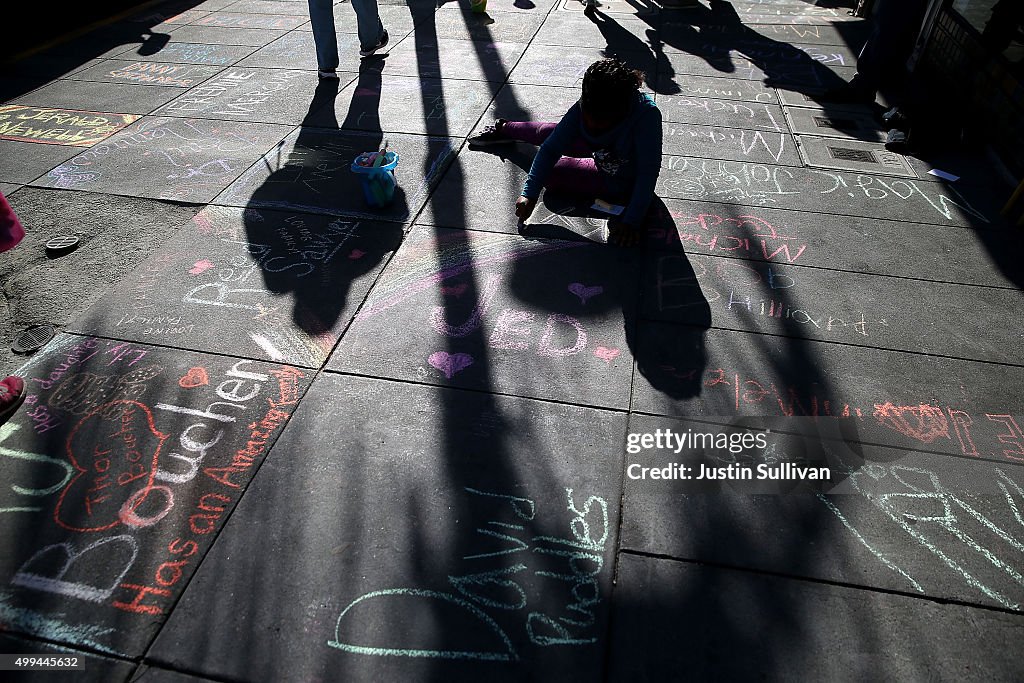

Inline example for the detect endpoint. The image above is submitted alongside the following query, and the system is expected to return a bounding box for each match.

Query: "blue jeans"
[307,0,384,69]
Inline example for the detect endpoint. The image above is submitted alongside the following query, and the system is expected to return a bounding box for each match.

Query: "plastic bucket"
[351,151,399,208]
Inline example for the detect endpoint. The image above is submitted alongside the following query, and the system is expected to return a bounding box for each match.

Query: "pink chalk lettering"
[428,352,474,379]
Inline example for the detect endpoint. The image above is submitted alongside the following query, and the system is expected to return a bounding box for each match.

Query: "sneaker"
[318,69,340,80]
[0,376,25,425]
[468,119,510,147]
[360,29,389,58]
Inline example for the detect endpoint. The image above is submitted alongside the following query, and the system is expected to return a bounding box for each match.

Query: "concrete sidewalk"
[1,0,1022,680]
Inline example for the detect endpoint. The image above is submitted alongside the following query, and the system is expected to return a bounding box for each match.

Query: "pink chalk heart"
[568,283,604,305]
[189,259,214,275]
[441,283,468,298]
[594,346,620,363]
[428,352,474,379]
[348,249,366,260]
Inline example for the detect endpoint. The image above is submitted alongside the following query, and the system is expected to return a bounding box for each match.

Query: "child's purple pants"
[502,121,607,197]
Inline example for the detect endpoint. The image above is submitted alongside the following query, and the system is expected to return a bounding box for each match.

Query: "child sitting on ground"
[469,58,662,246]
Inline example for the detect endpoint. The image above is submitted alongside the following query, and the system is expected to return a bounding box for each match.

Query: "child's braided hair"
[581,58,644,123]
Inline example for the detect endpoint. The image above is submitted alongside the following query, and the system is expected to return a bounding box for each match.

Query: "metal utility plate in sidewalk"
[795,135,917,177]
[783,104,885,142]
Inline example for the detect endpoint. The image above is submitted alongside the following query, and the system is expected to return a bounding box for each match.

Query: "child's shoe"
[468,119,510,147]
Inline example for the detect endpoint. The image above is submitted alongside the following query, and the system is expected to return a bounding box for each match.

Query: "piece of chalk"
[927,169,960,182]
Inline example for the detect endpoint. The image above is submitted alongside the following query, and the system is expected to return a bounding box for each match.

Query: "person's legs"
[307,0,339,71]
[351,0,386,51]
[544,157,605,196]
[501,122,592,157]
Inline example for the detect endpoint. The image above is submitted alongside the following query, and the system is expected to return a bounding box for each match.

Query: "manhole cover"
[828,146,877,163]
[12,324,56,354]
[45,235,79,255]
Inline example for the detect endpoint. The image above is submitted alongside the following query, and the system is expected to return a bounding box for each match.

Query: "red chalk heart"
[594,346,620,363]
[349,249,366,260]
[179,366,210,389]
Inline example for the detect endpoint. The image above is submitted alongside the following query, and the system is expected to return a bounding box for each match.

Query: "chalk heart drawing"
[56,400,168,533]
[441,283,468,298]
[179,366,210,389]
[189,259,214,275]
[327,588,517,662]
[568,283,603,305]
[594,346,620,363]
[349,249,366,260]
[428,352,474,379]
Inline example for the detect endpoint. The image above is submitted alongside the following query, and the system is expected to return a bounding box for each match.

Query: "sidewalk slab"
[30,117,294,204]
[306,74,500,137]
[642,250,1024,364]
[657,95,788,132]
[608,554,1024,682]
[629,322,1024,460]
[107,42,259,67]
[154,67,347,126]
[149,373,626,682]
[673,21,869,48]
[382,38,528,83]
[432,7,547,44]
[13,80,183,116]
[0,141,80,185]
[70,205,401,368]
[187,12,309,30]
[327,226,641,408]
[642,198,1023,289]
[0,335,311,658]
[662,123,800,165]
[214,128,457,222]
[621,413,1024,610]
[511,44,655,89]
[159,24,289,46]
[532,13,655,49]
[236,31,397,72]
[67,60,227,90]
[655,157,1001,226]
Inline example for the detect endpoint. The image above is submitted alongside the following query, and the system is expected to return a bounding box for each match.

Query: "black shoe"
[468,119,511,147]
[360,29,389,58]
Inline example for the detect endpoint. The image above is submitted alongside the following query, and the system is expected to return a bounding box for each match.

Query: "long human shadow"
[397,2,599,678]
[239,67,403,344]
[642,0,854,96]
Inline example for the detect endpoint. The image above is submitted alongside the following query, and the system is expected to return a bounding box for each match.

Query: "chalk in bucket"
[351,149,399,208]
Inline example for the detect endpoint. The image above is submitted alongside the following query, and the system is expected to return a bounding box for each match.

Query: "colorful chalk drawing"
[327,486,610,661]
[44,116,285,203]
[158,69,309,119]
[0,105,139,147]
[105,206,381,366]
[91,62,222,88]
[0,336,308,655]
